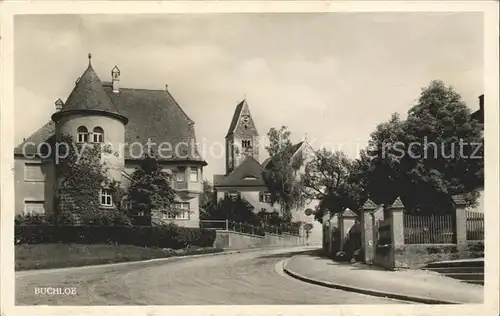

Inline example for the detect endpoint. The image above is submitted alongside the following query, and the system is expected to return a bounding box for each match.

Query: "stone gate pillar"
[389,197,405,268]
[389,197,405,247]
[339,208,357,250]
[452,195,468,253]
[361,199,378,263]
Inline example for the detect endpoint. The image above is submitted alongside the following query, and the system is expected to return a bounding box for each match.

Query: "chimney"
[111,65,120,93]
[55,98,64,111]
[479,94,484,112]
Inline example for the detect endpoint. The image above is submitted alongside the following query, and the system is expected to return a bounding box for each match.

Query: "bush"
[14,224,217,250]
[15,214,53,226]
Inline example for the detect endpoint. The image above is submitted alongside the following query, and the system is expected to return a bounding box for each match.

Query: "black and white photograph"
[1,1,498,315]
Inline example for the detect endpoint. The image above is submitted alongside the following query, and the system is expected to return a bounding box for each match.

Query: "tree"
[199,180,215,220]
[125,152,177,224]
[302,149,367,222]
[256,209,303,234]
[363,113,408,206]
[206,195,262,226]
[200,180,213,207]
[262,126,306,223]
[55,134,130,226]
[363,80,484,214]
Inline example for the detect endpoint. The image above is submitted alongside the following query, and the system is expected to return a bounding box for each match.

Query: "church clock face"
[241,115,250,124]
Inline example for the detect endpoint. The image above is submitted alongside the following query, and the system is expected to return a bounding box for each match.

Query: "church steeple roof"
[225,98,259,138]
[226,99,246,137]
[51,54,128,124]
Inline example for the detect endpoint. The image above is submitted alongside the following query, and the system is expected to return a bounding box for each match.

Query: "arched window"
[77,126,88,143]
[242,139,252,149]
[92,127,104,143]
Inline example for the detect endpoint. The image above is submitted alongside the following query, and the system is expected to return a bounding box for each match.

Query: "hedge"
[15,224,216,249]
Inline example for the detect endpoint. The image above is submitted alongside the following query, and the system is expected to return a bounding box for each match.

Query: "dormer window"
[77,126,89,143]
[92,126,104,143]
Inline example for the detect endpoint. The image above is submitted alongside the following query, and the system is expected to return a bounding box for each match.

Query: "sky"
[14,13,484,181]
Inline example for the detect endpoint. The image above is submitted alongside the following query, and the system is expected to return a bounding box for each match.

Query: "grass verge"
[16,243,224,271]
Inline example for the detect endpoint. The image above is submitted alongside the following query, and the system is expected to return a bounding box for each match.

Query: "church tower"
[225,99,259,174]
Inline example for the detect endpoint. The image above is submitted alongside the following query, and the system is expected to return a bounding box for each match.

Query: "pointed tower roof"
[226,99,246,137]
[52,54,128,124]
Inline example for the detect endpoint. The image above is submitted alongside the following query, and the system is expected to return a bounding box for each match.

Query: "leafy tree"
[199,180,216,220]
[302,149,367,222]
[208,196,262,225]
[55,134,130,226]
[257,209,304,234]
[125,152,177,224]
[363,113,407,206]
[200,180,213,207]
[363,80,484,214]
[262,126,306,223]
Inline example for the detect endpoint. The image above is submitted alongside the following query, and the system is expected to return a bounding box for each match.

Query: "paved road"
[16,247,407,305]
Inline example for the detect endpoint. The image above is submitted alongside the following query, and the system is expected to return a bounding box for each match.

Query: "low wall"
[214,231,263,249]
[374,245,394,269]
[375,241,484,269]
[214,231,305,250]
[394,244,459,269]
[263,233,305,247]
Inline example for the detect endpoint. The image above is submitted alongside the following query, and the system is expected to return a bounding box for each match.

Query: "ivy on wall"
[55,134,130,226]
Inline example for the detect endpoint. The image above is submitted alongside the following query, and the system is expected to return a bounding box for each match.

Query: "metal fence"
[466,211,484,241]
[199,220,300,237]
[403,214,454,244]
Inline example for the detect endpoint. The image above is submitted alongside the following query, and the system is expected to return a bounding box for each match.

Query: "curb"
[282,256,462,305]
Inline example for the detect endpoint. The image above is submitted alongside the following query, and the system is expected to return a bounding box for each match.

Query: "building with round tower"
[51,54,128,184]
[14,54,207,227]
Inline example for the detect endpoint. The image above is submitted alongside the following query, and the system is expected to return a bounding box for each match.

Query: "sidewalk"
[284,253,484,304]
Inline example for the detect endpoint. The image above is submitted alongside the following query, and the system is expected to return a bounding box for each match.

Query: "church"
[213,99,322,244]
[14,54,206,227]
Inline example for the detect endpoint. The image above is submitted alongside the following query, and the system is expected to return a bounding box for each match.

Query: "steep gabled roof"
[102,84,203,162]
[225,99,246,138]
[291,141,304,154]
[213,155,266,187]
[264,141,307,170]
[14,121,56,156]
[15,70,205,164]
[52,64,127,124]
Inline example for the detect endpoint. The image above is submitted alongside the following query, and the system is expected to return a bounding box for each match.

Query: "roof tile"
[213,156,266,187]
[15,66,205,164]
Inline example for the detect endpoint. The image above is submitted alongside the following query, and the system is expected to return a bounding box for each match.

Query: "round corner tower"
[51,54,128,184]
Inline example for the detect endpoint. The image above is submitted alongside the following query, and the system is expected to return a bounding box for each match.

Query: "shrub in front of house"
[14,224,217,250]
